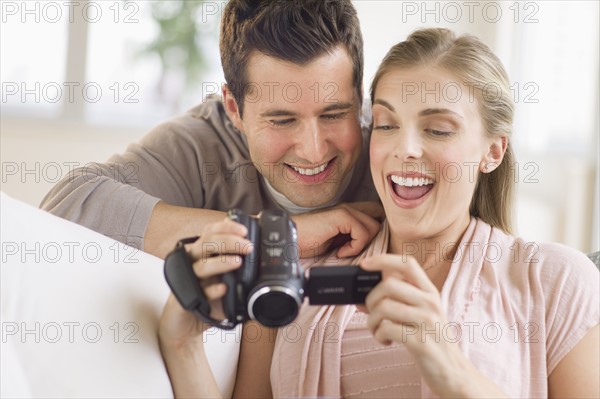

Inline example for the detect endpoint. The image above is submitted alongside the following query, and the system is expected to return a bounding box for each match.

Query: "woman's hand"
[158,217,254,399]
[360,255,507,398]
[159,217,254,350]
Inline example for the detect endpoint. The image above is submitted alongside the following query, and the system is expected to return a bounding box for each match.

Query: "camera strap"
[163,237,238,330]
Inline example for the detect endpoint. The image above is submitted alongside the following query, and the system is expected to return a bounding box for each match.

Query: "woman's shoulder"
[472,217,596,273]
[481,220,599,303]
[498,226,596,275]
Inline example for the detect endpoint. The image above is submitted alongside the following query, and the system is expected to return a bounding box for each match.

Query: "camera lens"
[248,286,302,327]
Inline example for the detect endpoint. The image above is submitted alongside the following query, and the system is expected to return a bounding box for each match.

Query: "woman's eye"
[426,129,453,137]
[270,118,295,127]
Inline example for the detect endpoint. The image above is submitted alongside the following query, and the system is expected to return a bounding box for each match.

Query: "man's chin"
[283,187,339,209]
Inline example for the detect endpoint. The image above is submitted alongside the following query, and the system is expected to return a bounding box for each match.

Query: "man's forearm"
[145,201,227,259]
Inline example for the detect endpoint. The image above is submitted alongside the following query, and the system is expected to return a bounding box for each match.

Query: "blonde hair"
[370,28,515,234]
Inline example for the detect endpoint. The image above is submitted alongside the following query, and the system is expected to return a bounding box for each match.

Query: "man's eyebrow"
[259,109,295,118]
[322,102,354,112]
[373,99,395,112]
[419,108,464,119]
[259,102,354,118]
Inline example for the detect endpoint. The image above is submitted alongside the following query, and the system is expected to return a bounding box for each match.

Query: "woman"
[159,28,599,398]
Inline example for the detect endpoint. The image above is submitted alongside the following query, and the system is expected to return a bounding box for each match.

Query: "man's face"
[227,47,362,207]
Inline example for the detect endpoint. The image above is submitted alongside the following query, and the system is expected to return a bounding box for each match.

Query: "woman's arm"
[160,318,276,399]
[361,255,509,398]
[159,218,255,398]
[549,324,599,398]
[232,321,277,398]
[159,293,225,398]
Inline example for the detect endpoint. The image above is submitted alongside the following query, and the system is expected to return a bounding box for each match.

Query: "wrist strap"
[164,237,238,330]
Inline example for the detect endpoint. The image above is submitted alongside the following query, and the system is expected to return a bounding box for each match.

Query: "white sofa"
[1,192,240,398]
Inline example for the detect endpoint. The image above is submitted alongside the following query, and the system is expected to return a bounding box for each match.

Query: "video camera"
[164,209,381,329]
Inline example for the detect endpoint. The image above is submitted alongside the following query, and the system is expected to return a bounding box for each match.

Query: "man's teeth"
[291,163,328,176]
[390,175,434,187]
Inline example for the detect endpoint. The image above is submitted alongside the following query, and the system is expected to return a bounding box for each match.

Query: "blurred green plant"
[138,0,217,102]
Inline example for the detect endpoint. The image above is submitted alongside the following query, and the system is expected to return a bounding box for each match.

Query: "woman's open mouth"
[388,174,435,207]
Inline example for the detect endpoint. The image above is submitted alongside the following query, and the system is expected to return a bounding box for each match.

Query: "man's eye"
[373,125,398,131]
[270,118,295,127]
[321,112,347,121]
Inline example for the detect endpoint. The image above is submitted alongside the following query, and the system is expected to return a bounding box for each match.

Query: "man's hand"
[291,201,384,259]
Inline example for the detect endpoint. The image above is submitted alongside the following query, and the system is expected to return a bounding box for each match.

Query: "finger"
[361,255,438,293]
[336,225,379,257]
[193,254,243,278]
[203,282,227,300]
[366,297,421,333]
[371,319,394,346]
[355,304,368,313]
[365,277,430,311]
[341,205,382,237]
[190,234,254,260]
[201,218,249,238]
[335,209,381,258]
[346,201,385,221]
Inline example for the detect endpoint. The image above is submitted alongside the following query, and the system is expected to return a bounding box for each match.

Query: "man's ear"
[222,84,244,132]
[480,136,508,173]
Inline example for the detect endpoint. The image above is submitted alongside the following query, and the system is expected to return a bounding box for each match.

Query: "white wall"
[0,117,146,207]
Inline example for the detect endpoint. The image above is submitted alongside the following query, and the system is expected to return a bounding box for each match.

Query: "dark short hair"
[220,0,364,117]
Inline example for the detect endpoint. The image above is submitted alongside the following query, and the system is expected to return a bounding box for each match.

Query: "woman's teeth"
[390,175,434,187]
[291,162,328,176]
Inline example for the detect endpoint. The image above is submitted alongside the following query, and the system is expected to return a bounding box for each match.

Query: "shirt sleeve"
[541,243,600,374]
[39,119,208,251]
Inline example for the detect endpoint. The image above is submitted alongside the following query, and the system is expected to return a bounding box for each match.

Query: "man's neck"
[261,168,354,214]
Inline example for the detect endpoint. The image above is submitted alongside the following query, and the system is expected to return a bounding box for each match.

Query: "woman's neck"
[387,215,472,290]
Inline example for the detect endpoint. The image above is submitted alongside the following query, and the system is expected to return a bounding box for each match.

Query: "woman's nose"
[392,128,423,160]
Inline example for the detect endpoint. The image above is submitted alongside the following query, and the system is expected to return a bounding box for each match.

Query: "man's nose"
[296,121,329,164]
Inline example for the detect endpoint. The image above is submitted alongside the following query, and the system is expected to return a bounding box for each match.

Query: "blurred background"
[1,0,598,253]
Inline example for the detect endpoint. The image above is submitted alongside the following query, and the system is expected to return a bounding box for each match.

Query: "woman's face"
[370,66,504,242]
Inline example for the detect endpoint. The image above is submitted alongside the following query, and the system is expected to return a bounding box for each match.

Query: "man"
[41,0,380,260]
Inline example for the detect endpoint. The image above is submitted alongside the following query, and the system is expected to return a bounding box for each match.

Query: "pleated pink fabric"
[270,218,599,398]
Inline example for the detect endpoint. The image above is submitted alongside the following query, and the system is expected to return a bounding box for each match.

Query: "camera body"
[223,209,305,327]
[164,209,381,329]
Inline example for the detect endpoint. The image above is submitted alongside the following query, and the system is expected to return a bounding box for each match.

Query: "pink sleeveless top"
[270,218,599,398]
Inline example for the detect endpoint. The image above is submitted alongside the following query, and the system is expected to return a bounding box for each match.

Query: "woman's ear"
[222,84,244,132]
[480,136,508,173]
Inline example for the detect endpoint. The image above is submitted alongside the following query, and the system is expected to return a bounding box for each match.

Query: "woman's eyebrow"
[373,99,395,111]
[419,108,464,120]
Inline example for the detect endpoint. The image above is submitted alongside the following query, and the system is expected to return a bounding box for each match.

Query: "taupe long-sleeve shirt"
[40,97,377,250]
